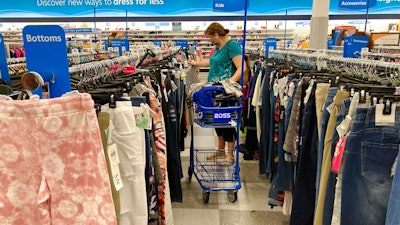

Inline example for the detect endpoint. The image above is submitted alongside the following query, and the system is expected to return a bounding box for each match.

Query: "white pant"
[104,101,148,225]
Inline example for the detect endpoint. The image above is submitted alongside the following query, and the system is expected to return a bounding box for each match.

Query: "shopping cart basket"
[188,85,242,203]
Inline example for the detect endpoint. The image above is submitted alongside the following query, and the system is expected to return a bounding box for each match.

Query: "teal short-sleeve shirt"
[208,39,242,82]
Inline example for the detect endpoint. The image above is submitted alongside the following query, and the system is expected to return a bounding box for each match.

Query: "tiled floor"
[172,125,291,225]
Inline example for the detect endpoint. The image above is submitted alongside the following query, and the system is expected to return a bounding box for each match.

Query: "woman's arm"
[230,55,247,83]
[188,58,210,67]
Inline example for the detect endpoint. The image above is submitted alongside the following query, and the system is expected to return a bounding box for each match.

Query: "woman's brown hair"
[205,22,229,36]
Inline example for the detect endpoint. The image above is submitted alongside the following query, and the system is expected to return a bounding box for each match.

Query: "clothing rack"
[270,49,400,87]
[68,55,138,75]
[67,50,119,65]
[270,49,400,71]
[5,42,24,58]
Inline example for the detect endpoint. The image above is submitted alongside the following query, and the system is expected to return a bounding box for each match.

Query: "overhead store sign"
[64,28,102,34]
[212,0,246,12]
[338,0,377,10]
[0,0,399,17]
[330,0,400,14]
[0,0,315,17]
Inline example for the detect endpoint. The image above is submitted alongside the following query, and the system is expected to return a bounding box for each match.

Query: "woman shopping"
[188,22,245,164]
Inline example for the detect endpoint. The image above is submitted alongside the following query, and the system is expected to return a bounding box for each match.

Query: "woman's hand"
[187,59,198,66]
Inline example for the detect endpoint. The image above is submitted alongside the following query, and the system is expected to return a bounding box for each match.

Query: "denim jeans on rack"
[322,98,350,225]
[164,71,183,202]
[259,66,273,175]
[274,74,298,191]
[175,76,186,152]
[341,106,400,225]
[386,143,400,225]
[290,81,318,225]
[267,84,277,175]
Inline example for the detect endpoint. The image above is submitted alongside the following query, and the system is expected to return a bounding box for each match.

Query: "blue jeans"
[386,145,400,225]
[267,87,276,175]
[290,83,318,225]
[315,87,338,201]
[164,71,183,202]
[274,119,294,191]
[341,106,400,225]
[322,98,350,225]
[274,75,298,191]
[259,66,273,175]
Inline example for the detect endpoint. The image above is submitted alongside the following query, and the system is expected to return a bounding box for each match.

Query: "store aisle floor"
[171,125,291,225]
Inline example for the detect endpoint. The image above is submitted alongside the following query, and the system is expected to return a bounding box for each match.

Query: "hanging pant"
[98,112,121,224]
[314,90,349,225]
[290,82,318,225]
[341,105,400,225]
[103,101,148,225]
[0,93,117,225]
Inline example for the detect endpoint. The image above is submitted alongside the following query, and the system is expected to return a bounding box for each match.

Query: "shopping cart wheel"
[227,191,238,203]
[202,190,210,203]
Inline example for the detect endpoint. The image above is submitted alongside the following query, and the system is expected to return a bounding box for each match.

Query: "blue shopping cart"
[188,85,242,203]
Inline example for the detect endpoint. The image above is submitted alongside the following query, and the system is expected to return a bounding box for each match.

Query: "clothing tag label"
[336,115,352,137]
[105,128,109,144]
[136,117,147,129]
[146,117,152,130]
[107,143,123,191]
[136,116,148,129]
[279,105,285,122]
[326,102,334,114]
[331,136,347,173]
[110,164,123,191]
[391,156,398,177]
[375,103,396,126]
[171,81,178,92]
[107,143,120,165]
[163,87,169,103]
[273,85,279,96]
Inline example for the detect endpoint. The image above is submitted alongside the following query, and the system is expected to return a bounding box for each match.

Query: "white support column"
[309,0,330,49]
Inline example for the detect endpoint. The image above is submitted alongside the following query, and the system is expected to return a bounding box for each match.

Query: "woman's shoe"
[206,150,225,160]
[220,155,235,166]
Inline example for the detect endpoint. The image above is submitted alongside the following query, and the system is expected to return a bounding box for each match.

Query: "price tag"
[375,103,396,126]
[391,157,398,177]
[331,136,347,173]
[107,143,120,165]
[107,143,123,191]
[110,164,123,191]
[136,116,148,129]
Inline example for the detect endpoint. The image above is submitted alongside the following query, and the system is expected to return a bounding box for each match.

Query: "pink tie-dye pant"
[0,93,117,225]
